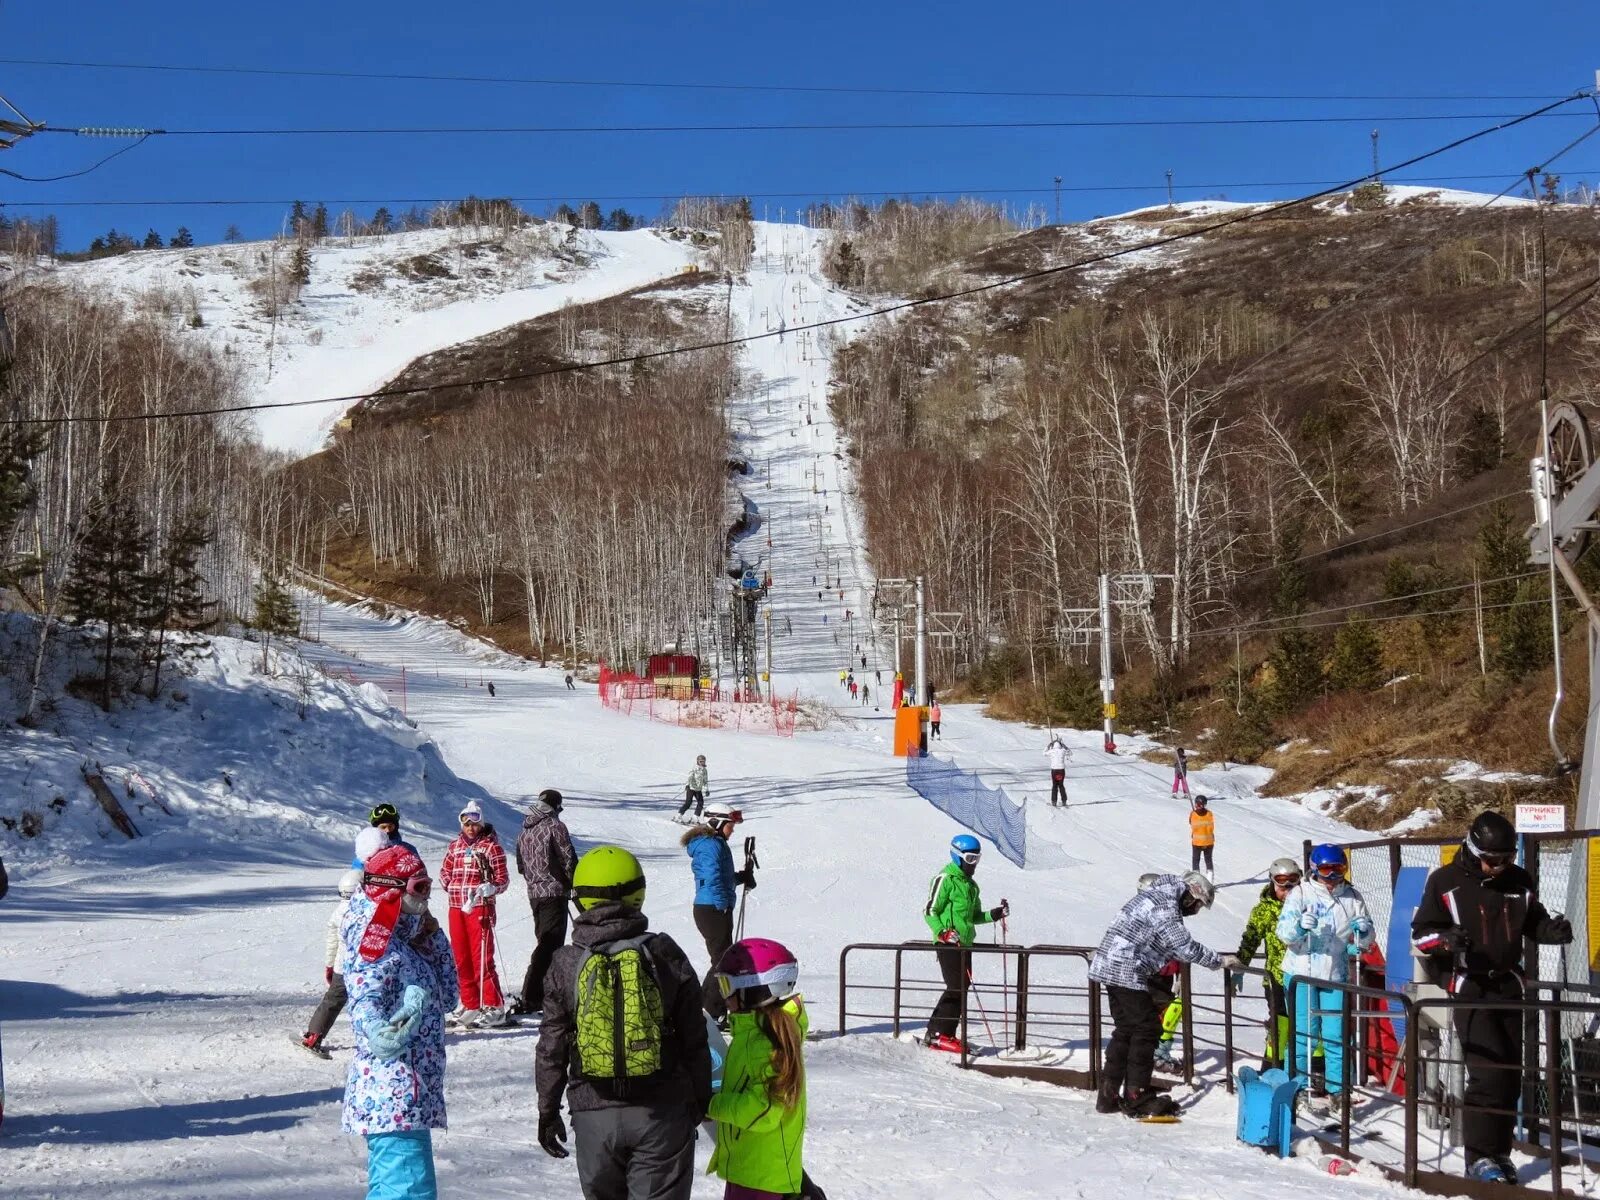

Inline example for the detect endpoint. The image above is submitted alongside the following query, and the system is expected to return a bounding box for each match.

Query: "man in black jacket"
[1411,810,1574,1184]
[513,789,577,1016]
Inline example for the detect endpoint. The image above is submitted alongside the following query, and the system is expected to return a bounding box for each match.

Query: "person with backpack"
[1045,736,1070,807]
[708,938,825,1200]
[439,800,511,1028]
[1234,855,1300,1069]
[341,843,456,1200]
[1275,844,1376,1107]
[1188,795,1215,881]
[921,834,1008,1054]
[1088,872,1237,1119]
[1411,811,1574,1184]
[683,802,751,1020]
[514,789,577,1017]
[677,755,709,823]
[299,867,365,1057]
[535,845,711,1200]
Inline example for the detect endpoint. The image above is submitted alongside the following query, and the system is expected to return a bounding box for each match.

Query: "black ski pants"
[572,1103,696,1200]
[1191,845,1214,873]
[1455,973,1526,1161]
[1104,981,1167,1096]
[694,904,734,1019]
[519,897,568,1012]
[306,972,347,1041]
[1049,770,1067,806]
[927,945,970,1040]
[678,788,704,817]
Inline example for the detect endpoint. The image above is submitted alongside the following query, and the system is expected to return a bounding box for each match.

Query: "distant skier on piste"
[921,833,1008,1054]
[1045,736,1070,807]
[677,754,709,822]
[1188,795,1215,881]
[299,867,365,1058]
[1171,747,1190,798]
[439,800,511,1028]
[1233,856,1300,1069]
[513,788,577,1017]
[1088,871,1237,1119]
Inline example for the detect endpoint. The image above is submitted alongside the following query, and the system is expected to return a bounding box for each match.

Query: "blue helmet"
[1309,843,1348,879]
[950,833,982,865]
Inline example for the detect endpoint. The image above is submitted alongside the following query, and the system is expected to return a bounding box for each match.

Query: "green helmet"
[572,845,646,911]
[369,803,400,826]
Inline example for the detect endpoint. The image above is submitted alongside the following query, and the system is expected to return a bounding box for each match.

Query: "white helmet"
[1267,857,1302,882]
[1181,871,1216,910]
[704,802,743,832]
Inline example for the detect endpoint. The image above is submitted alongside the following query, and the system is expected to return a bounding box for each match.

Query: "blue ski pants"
[1292,982,1346,1093]
[366,1130,437,1200]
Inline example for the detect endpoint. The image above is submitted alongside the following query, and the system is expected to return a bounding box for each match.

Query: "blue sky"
[2,1,1598,249]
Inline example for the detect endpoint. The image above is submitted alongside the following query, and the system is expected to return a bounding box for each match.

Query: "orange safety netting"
[598,663,799,737]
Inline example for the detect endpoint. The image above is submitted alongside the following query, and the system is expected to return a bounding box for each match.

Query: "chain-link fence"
[905,754,1027,868]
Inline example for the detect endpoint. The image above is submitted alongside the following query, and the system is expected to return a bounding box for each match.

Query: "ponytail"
[759,999,806,1110]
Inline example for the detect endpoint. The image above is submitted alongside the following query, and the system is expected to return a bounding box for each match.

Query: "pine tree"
[290,200,309,237]
[312,203,330,239]
[63,493,151,710]
[1496,579,1551,679]
[552,204,578,226]
[142,229,164,249]
[606,208,635,232]
[170,227,194,248]
[141,507,213,696]
[253,573,298,671]
[1266,627,1323,712]
[289,244,312,287]
[1329,615,1384,691]
[369,207,394,235]
[578,201,603,230]
[223,224,244,243]
[0,334,47,594]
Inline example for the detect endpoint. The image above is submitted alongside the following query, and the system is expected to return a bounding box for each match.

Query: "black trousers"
[1191,845,1214,872]
[1104,981,1165,1096]
[306,972,347,1041]
[1050,770,1067,806]
[519,897,569,1012]
[694,904,734,1018]
[678,788,704,817]
[1456,974,1526,1160]
[927,946,970,1040]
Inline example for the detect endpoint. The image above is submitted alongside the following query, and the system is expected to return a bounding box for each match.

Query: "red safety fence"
[598,662,799,737]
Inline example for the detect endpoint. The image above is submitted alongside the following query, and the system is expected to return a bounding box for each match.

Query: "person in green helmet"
[921,833,1008,1054]
[535,845,711,1200]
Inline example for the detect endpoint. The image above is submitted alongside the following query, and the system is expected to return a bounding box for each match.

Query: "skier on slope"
[1188,795,1216,881]
[922,834,1009,1054]
[1275,844,1376,1107]
[513,789,577,1017]
[1171,747,1190,798]
[1088,872,1237,1118]
[683,802,751,1020]
[1411,811,1574,1184]
[1045,735,1071,807]
[299,867,365,1057]
[340,844,456,1199]
[678,754,710,823]
[439,800,511,1028]
[1233,856,1300,1069]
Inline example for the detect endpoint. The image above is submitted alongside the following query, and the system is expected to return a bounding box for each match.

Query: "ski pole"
[966,966,998,1046]
[1559,951,1591,1185]
[998,917,1011,1047]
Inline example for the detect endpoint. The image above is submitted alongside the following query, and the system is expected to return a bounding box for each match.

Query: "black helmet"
[535,788,564,814]
[369,803,400,826]
[1467,810,1516,860]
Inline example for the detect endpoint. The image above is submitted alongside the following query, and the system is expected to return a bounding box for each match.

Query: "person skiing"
[1088,871,1236,1118]
[684,802,751,1019]
[708,938,822,1200]
[300,867,365,1057]
[1188,795,1215,881]
[930,701,942,739]
[861,682,870,707]
[439,800,511,1028]
[1234,856,1300,1069]
[565,672,576,690]
[1171,747,1190,798]
[678,754,709,823]
[848,679,858,701]
[340,843,456,1200]
[535,846,710,1200]
[513,788,577,1017]
[1045,735,1071,807]
[921,834,1008,1053]
[1412,810,1574,1184]
[1276,844,1376,1106]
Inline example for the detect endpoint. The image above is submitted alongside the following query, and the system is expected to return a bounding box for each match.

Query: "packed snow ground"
[2,224,1444,1199]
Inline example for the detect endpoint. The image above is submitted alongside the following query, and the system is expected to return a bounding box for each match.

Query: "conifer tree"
[142,229,164,249]
[142,507,213,696]
[1329,615,1384,691]
[252,572,298,671]
[223,224,244,243]
[578,201,603,230]
[289,244,312,287]
[0,322,46,594]
[312,203,330,239]
[63,492,151,710]
[606,208,635,231]
[369,207,394,235]
[170,227,194,248]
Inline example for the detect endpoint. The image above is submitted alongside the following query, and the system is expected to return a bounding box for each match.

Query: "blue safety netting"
[905,753,1028,869]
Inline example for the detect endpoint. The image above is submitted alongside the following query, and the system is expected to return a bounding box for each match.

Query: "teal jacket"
[707,998,808,1193]
[923,862,994,947]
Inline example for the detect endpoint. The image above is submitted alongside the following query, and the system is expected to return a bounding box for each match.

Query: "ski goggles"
[1477,850,1515,869]
[954,849,981,866]
[1271,871,1302,887]
[366,872,431,898]
[459,813,483,826]
[1313,862,1347,880]
[707,810,744,829]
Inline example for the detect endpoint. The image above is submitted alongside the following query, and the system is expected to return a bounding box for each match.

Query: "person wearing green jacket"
[708,938,826,1200]
[921,834,1009,1054]
[1235,855,1301,1069]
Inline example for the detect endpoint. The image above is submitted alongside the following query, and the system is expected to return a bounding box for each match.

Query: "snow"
[0,226,1464,1198]
[52,224,703,457]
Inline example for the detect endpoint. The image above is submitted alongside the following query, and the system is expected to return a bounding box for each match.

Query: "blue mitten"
[370,985,430,1060]
[1346,942,1365,958]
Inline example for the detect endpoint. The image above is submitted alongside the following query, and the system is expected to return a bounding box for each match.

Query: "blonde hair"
[758,999,806,1110]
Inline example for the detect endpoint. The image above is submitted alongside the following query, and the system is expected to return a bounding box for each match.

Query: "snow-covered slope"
[53,223,704,455]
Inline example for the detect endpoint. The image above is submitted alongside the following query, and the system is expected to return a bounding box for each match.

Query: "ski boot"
[298,1031,331,1060]
[1466,1157,1514,1184]
[1120,1088,1181,1120]
[1095,1084,1122,1114]
[454,1008,483,1030]
[477,1005,511,1028]
[925,1033,966,1054]
[1152,1043,1181,1073]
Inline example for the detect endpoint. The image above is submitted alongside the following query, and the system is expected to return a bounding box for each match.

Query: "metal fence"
[904,754,1028,868]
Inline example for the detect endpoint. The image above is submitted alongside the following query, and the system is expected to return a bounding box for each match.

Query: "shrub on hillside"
[1329,616,1385,691]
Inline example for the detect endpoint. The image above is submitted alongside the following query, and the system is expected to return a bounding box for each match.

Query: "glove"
[990,899,1010,921]
[1219,953,1243,973]
[1231,972,1245,996]
[475,882,498,902]
[538,1112,570,1159]
[1346,942,1365,958]
[1544,915,1575,945]
[1433,927,1470,953]
[396,983,430,1023]
[736,868,757,890]
[1350,917,1373,938]
[1300,910,1319,932]
[936,929,961,945]
[324,966,335,986]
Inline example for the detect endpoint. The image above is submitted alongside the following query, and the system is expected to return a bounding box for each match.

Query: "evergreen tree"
[223,224,244,243]
[252,573,298,671]
[578,201,603,230]
[1266,627,1323,712]
[0,332,47,593]
[170,227,194,248]
[141,508,213,696]
[312,203,330,239]
[552,204,578,226]
[1496,579,1551,680]
[142,229,164,249]
[1329,615,1384,691]
[289,244,312,287]
[369,207,394,235]
[290,200,309,237]
[606,208,635,232]
[63,492,151,710]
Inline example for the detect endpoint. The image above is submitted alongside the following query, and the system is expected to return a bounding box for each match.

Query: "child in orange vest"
[1189,796,1215,881]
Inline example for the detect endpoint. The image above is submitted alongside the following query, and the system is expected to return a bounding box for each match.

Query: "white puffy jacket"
[1276,878,1376,985]
[1045,741,1071,771]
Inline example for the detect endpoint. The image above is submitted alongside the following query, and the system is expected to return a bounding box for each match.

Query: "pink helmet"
[714,937,799,1008]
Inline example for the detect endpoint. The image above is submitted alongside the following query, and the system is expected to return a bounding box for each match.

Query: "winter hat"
[369,803,401,827]
[458,800,484,825]
[533,789,563,815]
[353,825,391,865]
[359,844,427,962]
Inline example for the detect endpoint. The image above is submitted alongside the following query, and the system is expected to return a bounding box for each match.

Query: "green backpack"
[574,935,666,1085]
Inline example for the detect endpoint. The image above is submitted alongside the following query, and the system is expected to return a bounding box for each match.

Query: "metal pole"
[914,575,927,708]
[1015,951,1030,1052]
[1099,573,1116,752]
[764,609,773,703]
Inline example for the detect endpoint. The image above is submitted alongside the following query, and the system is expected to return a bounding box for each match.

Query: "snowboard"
[1138,1114,1182,1124]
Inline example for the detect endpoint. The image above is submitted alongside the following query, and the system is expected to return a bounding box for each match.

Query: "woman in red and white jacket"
[439,800,511,1028]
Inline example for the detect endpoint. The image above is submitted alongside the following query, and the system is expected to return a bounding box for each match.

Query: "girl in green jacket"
[709,938,823,1200]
